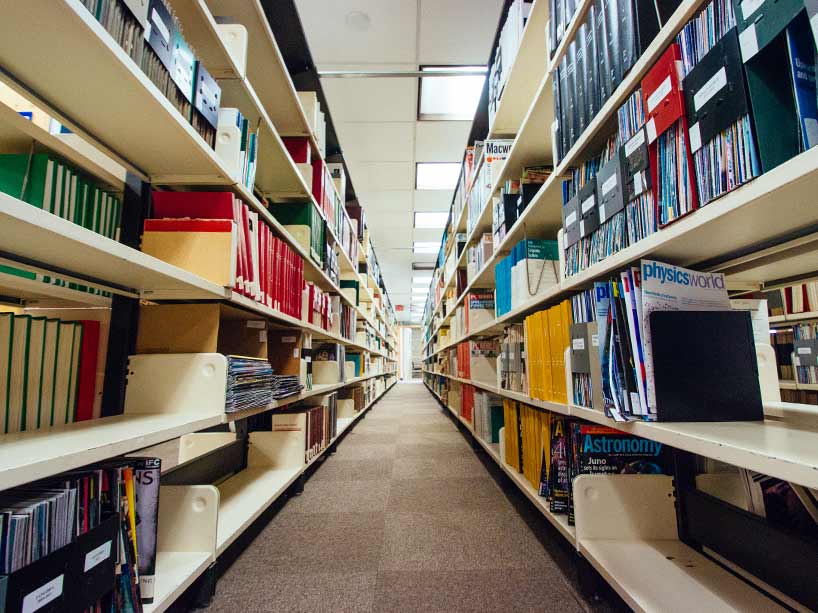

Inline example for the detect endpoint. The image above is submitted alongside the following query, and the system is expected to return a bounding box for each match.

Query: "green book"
[25,317,47,432]
[8,314,31,433]
[0,153,51,207]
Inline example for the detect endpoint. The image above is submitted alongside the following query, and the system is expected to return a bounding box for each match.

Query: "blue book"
[786,17,818,150]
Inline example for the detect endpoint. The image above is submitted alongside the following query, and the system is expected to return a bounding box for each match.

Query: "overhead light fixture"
[412,287,428,295]
[416,163,460,190]
[412,275,432,285]
[418,65,486,120]
[413,241,439,254]
[414,211,449,229]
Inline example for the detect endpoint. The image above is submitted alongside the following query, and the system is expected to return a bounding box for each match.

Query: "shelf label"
[740,0,764,20]
[565,211,577,227]
[591,333,599,347]
[694,67,727,112]
[281,336,296,343]
[689,122,702,153]
[646,118,658,143]
[581,195,596,213]
[84,540,112,572]
[634,172,644,194]
[150,8,170,43]
[572,338,585,351]
[601,174,617,196]
[646,76,672,114]
[624,129,645,157]
[798,347,813,355]
[22,575,63,613]
[246,320,266,329]
[739,24,759,60]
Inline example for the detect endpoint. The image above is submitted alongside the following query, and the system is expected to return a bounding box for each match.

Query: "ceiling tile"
[357,189,413,214]
[413,227,445,243]
[337,122,415,162]
[321,76,417,123]
[418,0,504,64]
[415,121,471,161]
[351,162,414,191]
[295,0,418,64]
[413,189,453,211]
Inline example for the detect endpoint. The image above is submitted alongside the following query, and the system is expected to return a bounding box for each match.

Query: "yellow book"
[548,305,562,402]
[524,314,537,399]
[540,310,552,401]
[558,299,572,404]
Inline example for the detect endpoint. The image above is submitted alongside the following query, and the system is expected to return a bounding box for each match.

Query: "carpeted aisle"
[204,382,607,612]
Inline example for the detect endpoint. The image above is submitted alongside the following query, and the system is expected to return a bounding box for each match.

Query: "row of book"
[560,0,818,277]
[0,457,161,610]
[80,0,220,147]
[143,191,305,320]
[523,298,572,404]
[487,0,533,129]
[466,233,493,284]
[271,394,338,463]
[0,153,122,241]
[791,322,818,384]
[766,283,818,317]
[491,166,552,250]
[467,140,513,237]
[0,313,100,434]
[215,108,258,189]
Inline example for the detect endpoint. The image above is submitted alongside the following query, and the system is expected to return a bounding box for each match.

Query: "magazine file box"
[578,178,599,238]
[68,515,118,611]
[622,127,652,202]
[734,0,818,171]
[649,311,764,421]
[1,544,70,613]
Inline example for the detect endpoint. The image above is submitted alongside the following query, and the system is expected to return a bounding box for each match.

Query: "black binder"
[578,178,600,238]
[1,545,70,613]
[566,42,579,147]
[682,28,751,155]
[69,515,119,611]
[596,154,626,223]
[575,33,588,134]
[622,126,651,201]
[194,61,221,129]
[649,310,764,422]
[558,58,571,155]
[562,194,581,247]
[587,4,601,118]
[145,0,175,71]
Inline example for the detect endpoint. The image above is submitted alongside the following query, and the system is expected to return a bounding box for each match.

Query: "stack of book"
[224,355,274,413]
[215,108,258,189]
[473,389,503,444]
[0,313,100,434]
[523,298,571,404]
[500,323,527,393]
[271,394,338,463]
[487,0,533,128]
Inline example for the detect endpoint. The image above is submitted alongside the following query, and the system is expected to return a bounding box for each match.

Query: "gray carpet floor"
[204,382,611,612]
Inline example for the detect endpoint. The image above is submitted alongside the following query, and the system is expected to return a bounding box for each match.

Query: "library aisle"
[205,382,601,612]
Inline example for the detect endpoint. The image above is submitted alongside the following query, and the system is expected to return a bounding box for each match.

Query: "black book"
[611,282,637,415]
[606,0,623,89]
[587,5,601,119]
[549,0,560,54]
[595,0,614,102]
[575,26,588,135]
[617,0,638,80]
[553,70,564,162]
[566,41,579,148]
[558,56,571,154]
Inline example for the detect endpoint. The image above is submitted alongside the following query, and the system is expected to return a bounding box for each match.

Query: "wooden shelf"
[425,373,818,489]
[0,100,125,189]
[0,0,234,184]
[0,412,223,491]
[488,0,550,138]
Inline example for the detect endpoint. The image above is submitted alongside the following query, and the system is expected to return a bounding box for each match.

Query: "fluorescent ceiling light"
[414,211,448,229]
[416,163,460,190]
[411,295,427,303]
[412,286,428,295]
[413,241,440,254]
[412,275,432,285]
[419,66,486,120]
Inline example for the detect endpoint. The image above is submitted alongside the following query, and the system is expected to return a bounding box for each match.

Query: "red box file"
[283,136,311,164]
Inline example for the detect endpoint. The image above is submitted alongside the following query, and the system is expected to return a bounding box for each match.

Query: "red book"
[75,320,100,422]
[152,191,234,219]
[143,219,234,232]
[283,137,311,164]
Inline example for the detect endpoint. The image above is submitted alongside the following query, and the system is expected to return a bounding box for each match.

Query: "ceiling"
[295,0,504,323]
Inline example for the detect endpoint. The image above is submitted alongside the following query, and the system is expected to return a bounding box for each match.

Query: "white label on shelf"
[591,333,599,347]
[565,211,577,227]
[22,575,63,613]
[646,118,658,143]
[694,67,727,111]
[599,202,607,221]
[150,8,170,43]
[634,172,644,194]
[739,24,759,60]
[689,122,703,153]
[602,174,617,196]
[740,0,764,20]
[798,347,813,355]
[84,540,112,572]
[281,336,296,343]
[293,349,300,358]
[646,76,672,113]
[305,356,312,363]
[581,195,596,213]
[246,321,266,329]
[572,338,585,350]
[624,129,645,157]
[580,219,586,236]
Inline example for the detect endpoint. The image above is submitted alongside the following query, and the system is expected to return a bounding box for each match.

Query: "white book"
[52,321,78,426]
[7,315,31,433]
[620,271,648,416]
[0,313,13,433]
[42,159,54,214]
[53,164,65,218]
[39,319,60,429]
[24,317,47,432]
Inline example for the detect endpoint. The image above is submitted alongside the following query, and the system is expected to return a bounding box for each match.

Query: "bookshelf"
[423,0,818,608]
[0,0,399,609]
